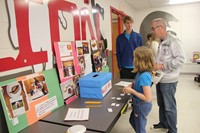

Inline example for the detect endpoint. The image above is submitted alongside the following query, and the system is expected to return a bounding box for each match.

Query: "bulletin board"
[0,68,64,133]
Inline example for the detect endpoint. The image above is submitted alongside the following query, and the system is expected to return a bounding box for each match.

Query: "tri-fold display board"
[54,41,93,104]
[0,68,64,133]
[54,40,109,104]
[90,40,109,72]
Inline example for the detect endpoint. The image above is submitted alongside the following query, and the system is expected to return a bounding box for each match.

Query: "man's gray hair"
[152,18,167,29]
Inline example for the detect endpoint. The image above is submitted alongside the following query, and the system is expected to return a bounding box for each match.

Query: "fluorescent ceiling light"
[169,0,200,4]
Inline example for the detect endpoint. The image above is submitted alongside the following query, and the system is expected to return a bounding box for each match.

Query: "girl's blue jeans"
[129,98,152,133]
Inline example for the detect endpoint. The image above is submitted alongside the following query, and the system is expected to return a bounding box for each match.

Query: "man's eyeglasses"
[151,25,161,31]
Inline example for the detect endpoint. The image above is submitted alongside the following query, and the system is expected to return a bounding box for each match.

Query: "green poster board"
[0,68,64,133]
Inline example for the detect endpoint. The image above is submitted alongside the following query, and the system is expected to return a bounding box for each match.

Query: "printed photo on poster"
[62,57,75,77]
[76,40,90,55]
[82,41,89,54]
[23,75,49,102]
[90,40,98,51]
[58,42,73,57]
[77,47,84,56]
[60,75,80,100]
[92,51,107,72]
[96,40,104,52]
[1,81,29,118]
[76,40,92,75]
[95,66,102,72]
[78,56,86,74]
[76,41,84,56]
[73,74,81,96]
[102,57,108,67]
[93,51,102,66]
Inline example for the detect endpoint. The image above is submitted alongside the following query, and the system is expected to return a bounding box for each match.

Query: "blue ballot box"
[79,72,112,99]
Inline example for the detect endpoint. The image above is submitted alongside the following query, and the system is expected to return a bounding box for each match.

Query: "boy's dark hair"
[123,16,134,24]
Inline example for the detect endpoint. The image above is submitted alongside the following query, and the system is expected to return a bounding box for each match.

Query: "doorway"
[110,7,126,78]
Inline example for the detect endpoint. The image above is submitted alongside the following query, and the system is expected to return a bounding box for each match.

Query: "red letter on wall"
[0,0,47,72]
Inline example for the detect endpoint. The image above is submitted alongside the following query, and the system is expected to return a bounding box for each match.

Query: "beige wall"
[134,3,200,73]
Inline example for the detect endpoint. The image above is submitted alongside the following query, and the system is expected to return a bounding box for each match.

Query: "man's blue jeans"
[156,82,178,133]
[129,98,152,133]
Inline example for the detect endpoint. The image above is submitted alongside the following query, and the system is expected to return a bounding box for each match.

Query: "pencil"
[84,101,102,104]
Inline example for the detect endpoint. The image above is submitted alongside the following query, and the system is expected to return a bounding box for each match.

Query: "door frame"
[110,7,126,78]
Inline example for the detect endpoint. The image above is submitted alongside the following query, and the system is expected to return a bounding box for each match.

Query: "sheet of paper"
[64,108,89,121]
[115,81,132,87]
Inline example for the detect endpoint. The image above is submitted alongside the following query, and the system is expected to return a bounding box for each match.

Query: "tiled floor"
[110,74,200,133]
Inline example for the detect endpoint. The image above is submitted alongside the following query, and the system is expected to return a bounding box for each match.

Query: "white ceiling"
[125,0,200,10]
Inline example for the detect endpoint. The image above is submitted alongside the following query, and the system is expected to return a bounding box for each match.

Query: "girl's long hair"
[133,46,155,73]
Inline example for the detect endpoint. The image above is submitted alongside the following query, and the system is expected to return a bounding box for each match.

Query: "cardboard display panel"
[54,41,93,104]
[90,40,109,72]
[0,68,64,133]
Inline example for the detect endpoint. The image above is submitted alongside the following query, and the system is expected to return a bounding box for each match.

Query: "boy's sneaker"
[150,123,168,130]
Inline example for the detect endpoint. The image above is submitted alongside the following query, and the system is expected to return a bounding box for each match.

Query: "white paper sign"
[115,81,132,87]
[35,96,58,117]
[64,108,89,121]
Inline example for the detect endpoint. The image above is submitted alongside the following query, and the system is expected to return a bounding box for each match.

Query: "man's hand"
[154,63,164,70]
